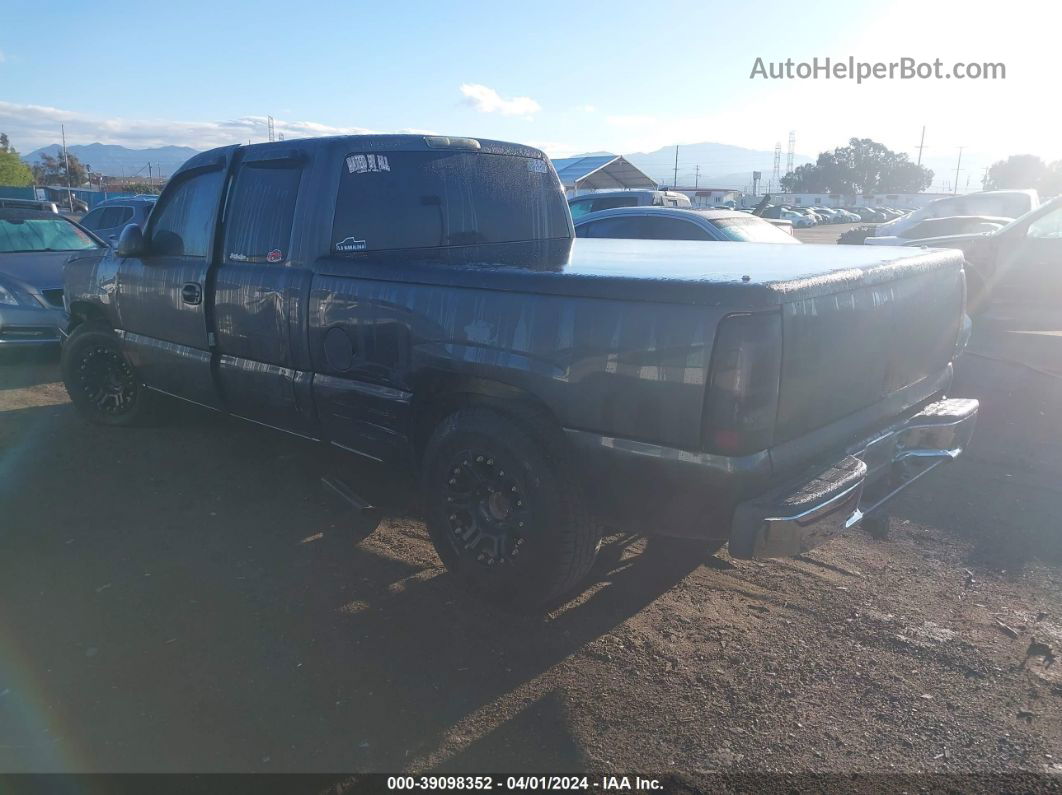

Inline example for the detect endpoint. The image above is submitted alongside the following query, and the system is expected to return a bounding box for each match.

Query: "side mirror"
[116,223,147,258]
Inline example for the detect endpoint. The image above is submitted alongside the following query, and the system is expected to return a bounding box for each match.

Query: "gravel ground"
[0,314,1060,782]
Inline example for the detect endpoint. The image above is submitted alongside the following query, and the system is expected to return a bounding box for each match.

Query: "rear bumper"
[729,397,979,558]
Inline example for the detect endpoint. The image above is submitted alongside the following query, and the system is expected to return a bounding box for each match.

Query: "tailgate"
[774,256,964,444]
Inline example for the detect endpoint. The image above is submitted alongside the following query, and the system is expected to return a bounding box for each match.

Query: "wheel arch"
[409,372,565,461]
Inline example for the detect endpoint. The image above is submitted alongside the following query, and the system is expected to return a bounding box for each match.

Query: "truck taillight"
[702,312,782,455]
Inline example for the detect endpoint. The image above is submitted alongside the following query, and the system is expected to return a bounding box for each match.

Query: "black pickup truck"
[61,134,978,607]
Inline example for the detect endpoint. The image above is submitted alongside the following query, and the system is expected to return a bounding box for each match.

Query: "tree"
[982,154,1062,196]
[0,132,34,187]
[781,138,933,195]
[31,150,90,187]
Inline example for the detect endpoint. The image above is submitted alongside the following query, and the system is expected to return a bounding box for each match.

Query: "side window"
[150,169,226,257]
[99,206,133,229]
[639,217,712,241]
[580,217,642,238]
[590,197,637,213]
[79,208,106,231]
[1027,207,1062,239]
[223,160,302,264]
[568,200,594,220]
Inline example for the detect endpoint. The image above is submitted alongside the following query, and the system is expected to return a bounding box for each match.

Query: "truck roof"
[178,134,549,179]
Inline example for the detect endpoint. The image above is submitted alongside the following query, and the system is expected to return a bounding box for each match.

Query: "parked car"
[894,196,1062,313]
[0,209,104,348]
[61,134,978,608]
[864,215,1011,246]
[869,190,1039,241]
[574,207,800,243]
[0,198,60,213]
[567,190,691,220]
[852,207,888,223]
[78,196,157,246]
[760,205,815,228]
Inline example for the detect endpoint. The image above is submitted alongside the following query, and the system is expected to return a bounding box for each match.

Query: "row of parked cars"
[759,204,909,227]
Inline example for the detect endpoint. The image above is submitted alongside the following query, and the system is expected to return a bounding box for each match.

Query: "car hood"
[0,249,82,289]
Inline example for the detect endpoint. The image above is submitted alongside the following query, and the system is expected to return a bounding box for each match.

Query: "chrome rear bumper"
[730,397,979,558]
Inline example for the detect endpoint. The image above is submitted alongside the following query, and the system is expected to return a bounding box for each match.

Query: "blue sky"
[0,0,1057,178]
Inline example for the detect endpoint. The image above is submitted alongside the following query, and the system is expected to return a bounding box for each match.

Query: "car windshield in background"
[712,216,801,243]
[332,151,570,252]
[0,217,99,253]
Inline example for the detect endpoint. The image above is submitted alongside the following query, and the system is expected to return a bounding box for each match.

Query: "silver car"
[0,209,104,348]
[574,206,801,243]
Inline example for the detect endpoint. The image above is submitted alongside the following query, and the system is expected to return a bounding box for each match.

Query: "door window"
[638,217,712,240]
[576,217,642,238]
[79,207,106,230]
[99,206,134,229]
[223,160,302,264]
[1027,206,1062,239]
[149,169,225,257]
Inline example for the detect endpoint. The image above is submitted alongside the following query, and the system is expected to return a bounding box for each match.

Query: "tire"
[421,407,600,610]
[61,322,155,426]
[862,512,890,540]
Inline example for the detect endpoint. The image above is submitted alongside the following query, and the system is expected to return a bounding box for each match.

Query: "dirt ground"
[1,310,1060,781]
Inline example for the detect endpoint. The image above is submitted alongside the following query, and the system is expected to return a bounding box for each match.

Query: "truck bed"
[321,239,964,309]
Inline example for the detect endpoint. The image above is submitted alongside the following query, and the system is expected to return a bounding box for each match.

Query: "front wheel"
[421,407,600,610]
[61,323,155,426]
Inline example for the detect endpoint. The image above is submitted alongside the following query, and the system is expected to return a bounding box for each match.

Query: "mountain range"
[22,143,201,178]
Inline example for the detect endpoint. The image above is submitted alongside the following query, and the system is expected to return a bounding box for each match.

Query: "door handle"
[181,282,202,305]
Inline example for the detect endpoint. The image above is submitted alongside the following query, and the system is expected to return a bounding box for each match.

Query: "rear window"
[711,216,801,243]
[331,150,569,253]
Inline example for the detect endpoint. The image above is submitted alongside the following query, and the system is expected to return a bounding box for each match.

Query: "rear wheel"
[61,322,155,426]
[421,407,600,610]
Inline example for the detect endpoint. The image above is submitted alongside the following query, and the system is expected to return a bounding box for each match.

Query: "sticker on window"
[266,249,283,263]
[229,252,249,261]
[528,159,547,174]
[346,154,390,174]
[335,237,367,252]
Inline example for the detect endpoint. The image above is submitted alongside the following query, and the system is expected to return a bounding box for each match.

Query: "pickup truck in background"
[61,134,979,608]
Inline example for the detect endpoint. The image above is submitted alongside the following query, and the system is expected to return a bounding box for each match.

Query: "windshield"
[711,216,800,243]
[0,217,99,253]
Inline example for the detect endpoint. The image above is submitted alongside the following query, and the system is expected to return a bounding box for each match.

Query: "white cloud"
[459,83,540,118]
[0,100,376,151]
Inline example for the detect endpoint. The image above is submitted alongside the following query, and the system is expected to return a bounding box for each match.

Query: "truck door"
[209,148,317,436]
[117,154,233,408]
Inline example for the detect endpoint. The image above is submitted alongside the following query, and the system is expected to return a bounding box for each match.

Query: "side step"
[321,476,383,538]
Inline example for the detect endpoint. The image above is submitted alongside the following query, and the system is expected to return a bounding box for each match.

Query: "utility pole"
[148,162,152,184]
[982,166,990,189]
[786,131,795,175]
[916,126,926,166]
[953,146,964,195]
[773,142,781,187]
[672,145,679,188]
[694,165,700,188]
[61,124,73,211]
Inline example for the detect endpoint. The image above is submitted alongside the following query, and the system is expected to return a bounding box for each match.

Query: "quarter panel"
[308,272,719,451]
